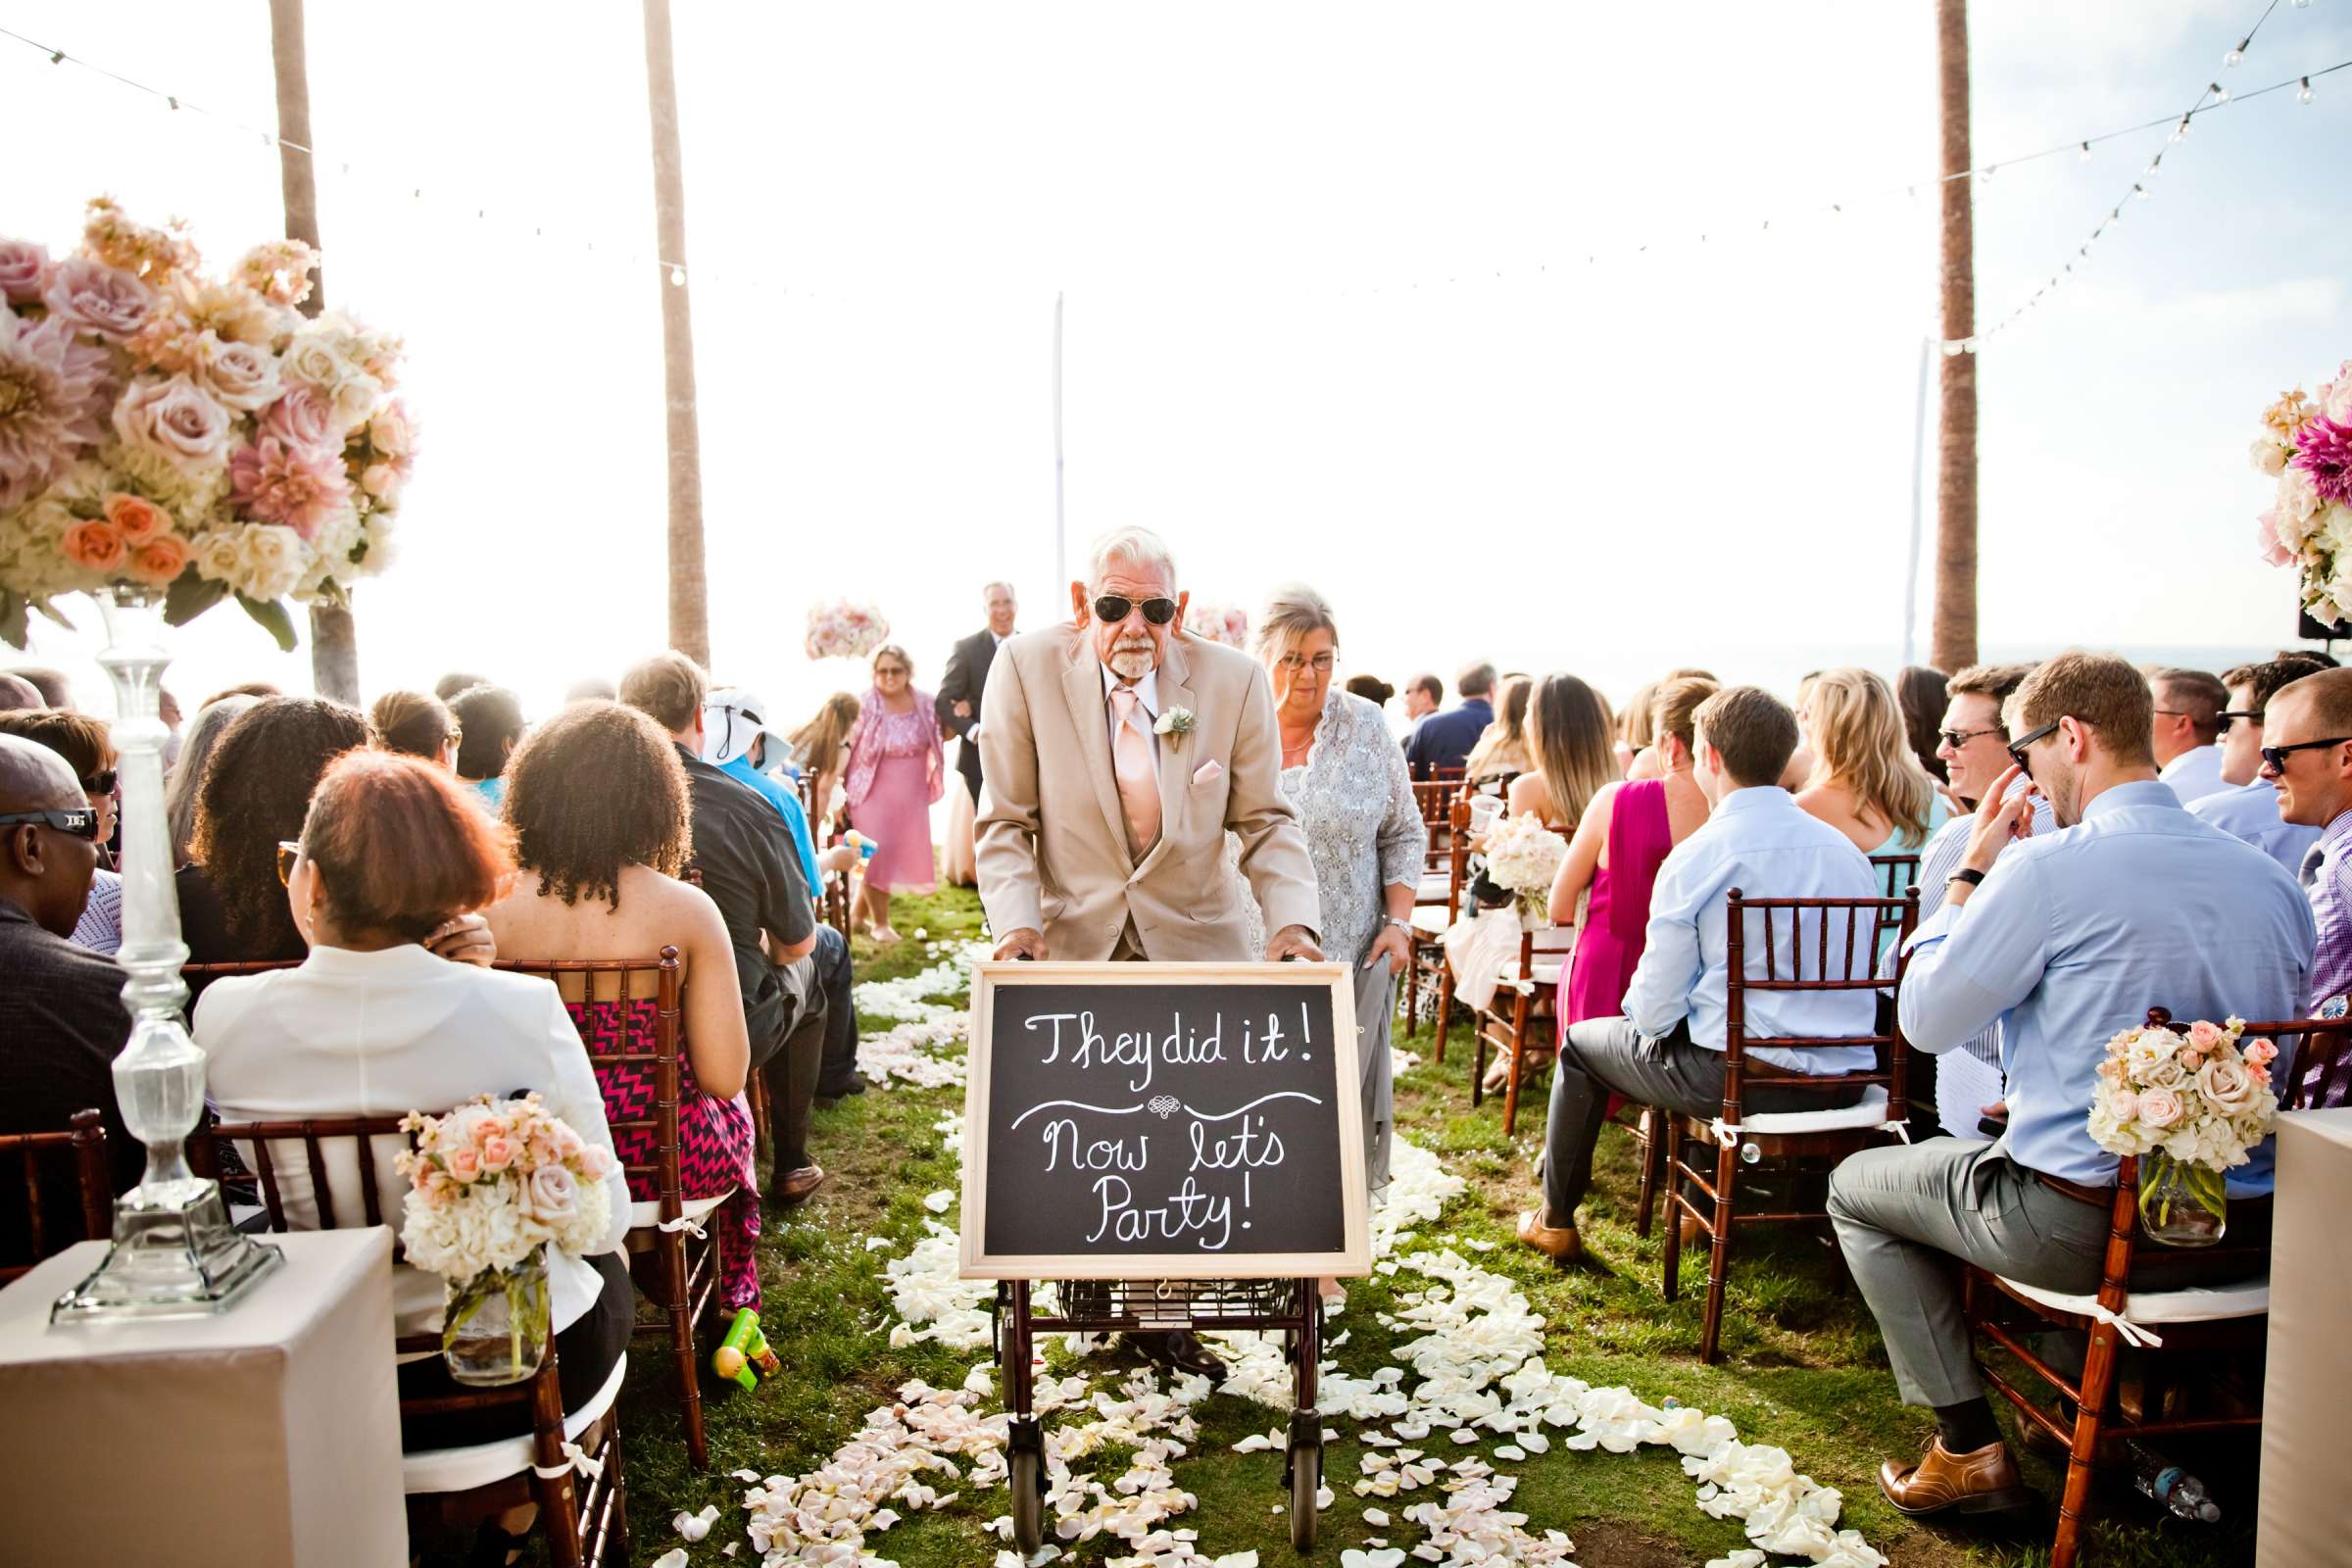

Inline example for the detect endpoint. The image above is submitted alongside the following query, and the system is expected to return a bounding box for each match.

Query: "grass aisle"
[614,886,2257,1567]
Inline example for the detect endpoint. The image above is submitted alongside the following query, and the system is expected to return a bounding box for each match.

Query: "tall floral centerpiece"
[2250,362,2352,625]
[2,200,414,1320]
[1183,602,1250,648]
[805,598,889,662]
[2086,1012,2279,1247]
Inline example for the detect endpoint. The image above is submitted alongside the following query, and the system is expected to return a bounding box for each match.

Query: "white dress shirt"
[196,943,632,1337]
[2158,743,2227,807]
[1101,661,1162,767]
[1620,784,1882,1074]
[2187,779,2322,879]
[1898,780,2313,1193]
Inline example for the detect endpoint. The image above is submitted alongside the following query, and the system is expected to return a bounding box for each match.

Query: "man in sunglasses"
[2149,666,2230,806]
[0,736,143,1266]
[2262,666,2352,1053]
[2183,656,2328,876]
[1829,652,2312,1520]
[976,524,1320,1381]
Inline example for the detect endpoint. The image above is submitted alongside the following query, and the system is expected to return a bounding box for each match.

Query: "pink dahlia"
[42,257,158,343]
[0,311,107,509]
[226,435,350,540]
[2292,416,2352,507]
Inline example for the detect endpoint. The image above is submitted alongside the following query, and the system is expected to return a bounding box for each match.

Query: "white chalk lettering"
[1041,1119,1149,1173]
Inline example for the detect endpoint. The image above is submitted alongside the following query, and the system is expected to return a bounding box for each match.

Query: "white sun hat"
[702,687,795,769]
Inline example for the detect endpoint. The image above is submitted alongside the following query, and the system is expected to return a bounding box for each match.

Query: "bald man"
[0,736,140,1263]
[0,674,42,713]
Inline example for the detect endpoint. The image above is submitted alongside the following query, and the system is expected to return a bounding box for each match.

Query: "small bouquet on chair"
[1478,811,1567,929]
[2085,1013,2279,1249]
[397,1094,614,1386]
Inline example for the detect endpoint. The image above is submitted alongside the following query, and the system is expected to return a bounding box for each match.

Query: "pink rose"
[0,239,51,305]
[61,520,125,573]
[479,1134,515,1173]
[2137,1088,2185,1130]
[112,373,233,468]
[368,399,417,458]
[190,332,283,413]
[575,1145,612,1180]
[42,257,158,341]
[523,1163,578,1224]
[2245,1037,2278,1067]
[2258,512,2296,566]
[2109,1090,2140,1120]
[446,1147,482,1184]
[261,386,337,453]
[125,533,189,587]
[2186,1019,2223,1051]
[103,492,169,546]
[527,1133,561,1169]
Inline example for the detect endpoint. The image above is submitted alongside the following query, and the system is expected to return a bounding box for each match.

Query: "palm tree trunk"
[642,0,710,667]
[1932,0,1979,673]
[267,0,361,702]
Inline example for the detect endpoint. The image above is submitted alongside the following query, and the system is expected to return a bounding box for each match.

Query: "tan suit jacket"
[976,625,1319,960]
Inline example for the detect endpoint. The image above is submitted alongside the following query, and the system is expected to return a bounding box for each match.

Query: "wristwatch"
[1945,867,1986,890]
[1382,916,1413,934]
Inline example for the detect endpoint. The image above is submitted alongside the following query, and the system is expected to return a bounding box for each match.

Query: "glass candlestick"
[52,585,280,1322]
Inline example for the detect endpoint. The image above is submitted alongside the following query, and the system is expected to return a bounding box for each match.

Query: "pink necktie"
[1109,686,1161,856]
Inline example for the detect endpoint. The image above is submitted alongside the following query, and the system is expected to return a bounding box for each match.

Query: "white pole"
[1054,291,1066,591]
[1901,334,1932,669]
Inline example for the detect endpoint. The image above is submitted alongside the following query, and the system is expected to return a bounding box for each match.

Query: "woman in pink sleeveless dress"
[843,643,945,943]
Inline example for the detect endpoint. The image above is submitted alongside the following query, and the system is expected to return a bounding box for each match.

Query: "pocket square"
[1191,760,1224,787]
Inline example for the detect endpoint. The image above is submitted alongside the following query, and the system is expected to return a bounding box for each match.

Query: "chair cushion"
[628,1188,731,1234]
[1531,926,1576,953]
[1526,959,1565,986]
[401,1350,629,1494]
[1409,906,1451,936]
[1713,1086,1889,1136]
[1996,1274,2271,1326]
[1416,872,1452,904]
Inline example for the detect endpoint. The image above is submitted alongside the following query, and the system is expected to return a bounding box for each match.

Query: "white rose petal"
[922,1189,956,1213]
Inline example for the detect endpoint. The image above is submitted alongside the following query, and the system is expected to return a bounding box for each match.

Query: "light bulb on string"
[2080,141,2093,162]
[2134,182,2151,200]
[2301,76,2315,105]
[2213,80,2230,104]
[2226,41,2246,69]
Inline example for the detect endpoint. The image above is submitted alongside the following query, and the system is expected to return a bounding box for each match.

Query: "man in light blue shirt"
[1518,687,1881,1265]
[1830,652,2312,1519]
[2184,655,2329,877]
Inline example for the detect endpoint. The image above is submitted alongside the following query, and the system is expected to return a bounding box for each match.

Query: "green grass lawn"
[612,885,2260,1566]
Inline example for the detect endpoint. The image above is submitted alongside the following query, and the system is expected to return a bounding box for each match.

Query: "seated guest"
[2150,665,2229,804]
[1624,668,1717,782]
[1464,674,1534,787]
[432,670,490,704]
[1794,667,1952,888]
[0,737,142,1267]
[164,694,261,867]
[1402,671,1443,728]
[1504,673,1615,829]
[620,654,827,1204]
[449,684,526,808]
[368,689,460,769]
[1548,677,1717,1046]
[198,750,633,1457]
[1896,665,1950,783]
[705,687,865,1100]
[2261,667,2352,1045]
[1404,660,1494,780]
[2186,656,2328,876]
[1831,651,2310,1517]
[1345,673,1395,711]
[564,675,617,704]
[6,665,74,710]
[0,710,122,954]
[1614,680,1658,778]
[787,691,861,837]
[0,673,42,712]
[487,702,761,1310]
[1518,686,1880,1262]
[180,698,370,971]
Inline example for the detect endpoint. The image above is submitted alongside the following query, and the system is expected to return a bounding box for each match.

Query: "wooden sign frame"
[958,960,1369,1280]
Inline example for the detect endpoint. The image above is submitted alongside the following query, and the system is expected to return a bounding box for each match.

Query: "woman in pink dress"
[843,643,945,943]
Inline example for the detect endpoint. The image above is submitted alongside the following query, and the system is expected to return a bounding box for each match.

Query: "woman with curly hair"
[180,697,372,971]
[483,700,761,1310]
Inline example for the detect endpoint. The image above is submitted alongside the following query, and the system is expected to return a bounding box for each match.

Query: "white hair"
[1252,582,1337,656]
[1085,527,1177,592]
[982,580,1015,602]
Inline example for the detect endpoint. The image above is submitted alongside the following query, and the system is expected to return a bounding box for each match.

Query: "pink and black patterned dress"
[565,998,760,1311]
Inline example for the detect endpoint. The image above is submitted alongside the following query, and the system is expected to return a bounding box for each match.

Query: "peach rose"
[2109,1090,2140,1120]
[445,1147,482,1184]
[576,1145,612,1180]
[2196,1055,2266,1116]
[2137,1088,2185,1130]
[61,519,126,573]
[2244,1037,2278,1068]
[126,533,189,587]
[103,492,170,547]
[2186,1019,2223,1051]
[479,1133,515,1173]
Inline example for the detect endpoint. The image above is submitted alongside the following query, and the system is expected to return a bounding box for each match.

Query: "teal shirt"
[722,756,820,895]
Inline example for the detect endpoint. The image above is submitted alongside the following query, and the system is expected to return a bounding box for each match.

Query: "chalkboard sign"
[959,961,1368,1280]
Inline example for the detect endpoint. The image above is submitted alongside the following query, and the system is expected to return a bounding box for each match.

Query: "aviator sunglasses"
[1092,594,1178,627]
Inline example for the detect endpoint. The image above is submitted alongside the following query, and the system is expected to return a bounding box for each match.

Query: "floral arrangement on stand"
[1183,602,1250,648]
[397,1094,614,1384]
[2085,1013,2278,1246]
[2250,362,2352,624]
[1479,812,1568,927]
[0,197,413,650]
[806,597,890,662]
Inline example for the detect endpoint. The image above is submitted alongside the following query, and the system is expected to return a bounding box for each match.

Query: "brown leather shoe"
[1515,1207,1580,1263]
[770,1163,826,1206]
[1879,1437,2038,1518]
[1677,1209,1707,1251]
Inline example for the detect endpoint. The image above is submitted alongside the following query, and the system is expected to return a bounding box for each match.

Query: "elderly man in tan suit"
[978,526,1322,967]
[977,526,1321,1380]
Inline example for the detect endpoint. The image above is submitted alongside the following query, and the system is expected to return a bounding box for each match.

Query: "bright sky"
[6,0,2350,724]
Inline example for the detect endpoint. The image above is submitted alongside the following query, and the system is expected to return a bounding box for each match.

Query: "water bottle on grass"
[2129,1441,2220,1523]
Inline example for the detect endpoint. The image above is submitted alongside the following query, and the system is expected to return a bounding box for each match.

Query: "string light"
[2301,75,2316,104]
[2080,141,2093,161]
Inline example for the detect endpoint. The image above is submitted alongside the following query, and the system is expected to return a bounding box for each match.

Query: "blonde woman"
[1794,667,1950,878]
[1464,675,1534,787]
[788,692,860,837]
[1614,680,1658,778]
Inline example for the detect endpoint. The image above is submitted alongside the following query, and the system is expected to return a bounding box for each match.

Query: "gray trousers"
[1541,1016,1868,1221]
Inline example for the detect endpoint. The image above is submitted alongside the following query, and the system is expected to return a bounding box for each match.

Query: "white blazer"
[196,942,632,1338]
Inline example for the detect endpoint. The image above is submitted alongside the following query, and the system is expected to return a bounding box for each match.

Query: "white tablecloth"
[2259,1107,2352,1565]
[0,1228,405,1567]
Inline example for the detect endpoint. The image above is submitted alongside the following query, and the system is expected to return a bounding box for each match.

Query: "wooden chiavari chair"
[191,1116,629,1567]
[1404,797,1475,1059]
[1400,775,1464,1043]
[1964,1009,2352,1568]
[1473,823,1577,1138]
[797,771,854,939]
[497,949,725,1472]
[1660,885,1920,1363]
[0,1109,114,1284]
[1866,853,1921,953]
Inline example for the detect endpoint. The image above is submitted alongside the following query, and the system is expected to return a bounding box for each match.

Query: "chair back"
[1446,796,1475,920]
[0,1109,113,1283]
[1865,854,1922,951]
[1722,886,1921,1122]
[493,950,686,1229]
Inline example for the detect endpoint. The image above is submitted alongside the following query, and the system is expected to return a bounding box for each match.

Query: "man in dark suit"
[936,581,1018,808]
[1404,660,1495,779]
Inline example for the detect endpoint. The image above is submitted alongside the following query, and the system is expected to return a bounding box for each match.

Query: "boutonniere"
[1154,707,1196,746]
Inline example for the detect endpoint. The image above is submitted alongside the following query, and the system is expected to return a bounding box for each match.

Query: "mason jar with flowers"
[2085,1013,2279,1247]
